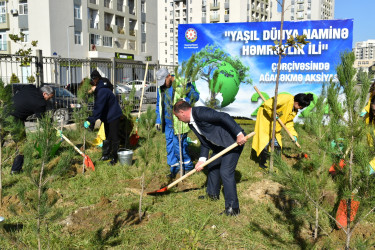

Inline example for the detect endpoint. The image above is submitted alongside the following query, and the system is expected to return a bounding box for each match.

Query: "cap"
[90,70,101,80]
[156,68,169,87]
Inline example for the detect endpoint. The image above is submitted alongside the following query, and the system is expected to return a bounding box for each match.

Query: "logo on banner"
[185,28,197,43]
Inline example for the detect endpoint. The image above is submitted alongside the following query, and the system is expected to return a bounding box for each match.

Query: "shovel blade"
[84,155,95,171]
[130,133,139,146]
[146,186,169,195]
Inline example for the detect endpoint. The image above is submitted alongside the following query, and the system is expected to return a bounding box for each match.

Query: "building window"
[170,28,173,33]
[165,33,167,37]
[90,34,101,46]
[190,8,192,13]
[103,36,112,47]
[0,2,6,24]
[165,50,167,55]
[141,22,145,33]
[141,42,146,52]
[74,31,81,44]
[19,0,28,15]
[141,2,146,13]
[202,11,206,17]
[74,5,81,19]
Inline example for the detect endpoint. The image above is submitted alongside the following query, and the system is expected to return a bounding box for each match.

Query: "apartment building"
[353,40,375,73]
[157,0,271,66]
[0,0,157,63]
[270,0,335,21]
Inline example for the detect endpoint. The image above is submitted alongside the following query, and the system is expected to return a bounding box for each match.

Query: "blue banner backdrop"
[178,19,353,118]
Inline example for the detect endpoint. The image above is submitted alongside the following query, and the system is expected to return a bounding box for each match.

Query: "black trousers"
[104,117,120,158]
[206,145,244,209]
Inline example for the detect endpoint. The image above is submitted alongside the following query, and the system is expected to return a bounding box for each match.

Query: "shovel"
[57,129,95,171]
[130,62,149,146]
[147,131,255,195]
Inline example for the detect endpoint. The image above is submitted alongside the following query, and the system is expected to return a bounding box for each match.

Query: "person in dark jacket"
[84,70,123,165]
[12,84,54,122]
[173,100,248,216]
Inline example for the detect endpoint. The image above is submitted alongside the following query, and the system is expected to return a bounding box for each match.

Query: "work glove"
[360,109,367,117]
[294,136,298,143]
[155,124,161,131]
[187,137,198,144]
[369,164,375,175]
[56,130,63,140]
[84,121,91,129]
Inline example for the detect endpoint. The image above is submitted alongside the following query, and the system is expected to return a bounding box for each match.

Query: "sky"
[334,0,375,45]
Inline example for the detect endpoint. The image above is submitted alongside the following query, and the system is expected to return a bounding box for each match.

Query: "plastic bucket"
[118,149,133,166]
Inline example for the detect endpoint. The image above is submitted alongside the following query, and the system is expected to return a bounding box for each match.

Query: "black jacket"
[87,80,122,127]
[11,84,52,121]
[189,106,244,158]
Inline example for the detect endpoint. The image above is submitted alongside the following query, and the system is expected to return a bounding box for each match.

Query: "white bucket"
[118,149,133,166]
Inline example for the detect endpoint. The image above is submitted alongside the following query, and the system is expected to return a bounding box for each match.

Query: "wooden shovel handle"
[135,62,149,132]
[55,128,85,157]
[166,131,256,190]
[254,86,301,148]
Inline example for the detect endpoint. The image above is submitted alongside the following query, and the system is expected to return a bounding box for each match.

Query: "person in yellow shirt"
[361,82,375,117]
[252,93,313,169]
[365,94,375,175]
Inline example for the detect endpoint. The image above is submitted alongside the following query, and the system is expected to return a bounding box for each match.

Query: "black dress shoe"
[166,173,176,179]
[220,207,240,216]
[198,194,219,201]
[100,156,110,161]
[109,158,117,166]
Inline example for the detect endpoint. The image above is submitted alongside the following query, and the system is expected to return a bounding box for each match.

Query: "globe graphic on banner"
[209,61,240,108]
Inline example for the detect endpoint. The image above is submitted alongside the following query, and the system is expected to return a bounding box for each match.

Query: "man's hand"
[195,161,205,172]
[236,133,247,146]
[155,124,161,131]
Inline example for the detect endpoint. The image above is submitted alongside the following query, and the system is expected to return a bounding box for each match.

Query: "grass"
[0,122,374,248]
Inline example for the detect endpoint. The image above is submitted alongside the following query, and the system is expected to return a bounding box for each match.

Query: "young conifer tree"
[274,52,375,248]
[19,115,73,249]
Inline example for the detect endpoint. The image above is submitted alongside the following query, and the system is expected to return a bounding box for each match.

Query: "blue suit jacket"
[189,106,244,159]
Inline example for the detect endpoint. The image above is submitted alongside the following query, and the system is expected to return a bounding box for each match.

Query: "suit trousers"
[206,145,243,209]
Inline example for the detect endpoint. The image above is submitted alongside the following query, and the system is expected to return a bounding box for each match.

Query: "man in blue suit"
[173,100,247,216]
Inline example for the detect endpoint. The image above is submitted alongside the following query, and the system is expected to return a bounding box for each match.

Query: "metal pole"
[67,25,74,86]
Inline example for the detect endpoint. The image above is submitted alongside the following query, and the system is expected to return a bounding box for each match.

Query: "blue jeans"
[165,126,194,174]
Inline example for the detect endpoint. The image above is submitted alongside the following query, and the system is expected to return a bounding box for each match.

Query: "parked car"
[45,84,81,125]
[135,85,157,104]
[124,80,150,91]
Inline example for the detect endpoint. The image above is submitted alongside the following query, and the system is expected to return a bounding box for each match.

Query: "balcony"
[225,2,229,8]
[129,29,136,36]
[117,26,125,34]
[128,40,136,51]
[0,13,10,30]
[104,0,112,9]
[210,14,220,22]
[297,0,304,3]
[297,6,304,11]
[105,23,113,32]
[210,3,220,10]
[89,0,97,4]
[117,3,125,12]
[89,20,99,29]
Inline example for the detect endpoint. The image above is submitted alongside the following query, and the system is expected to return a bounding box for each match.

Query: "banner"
[178,19,353,119]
